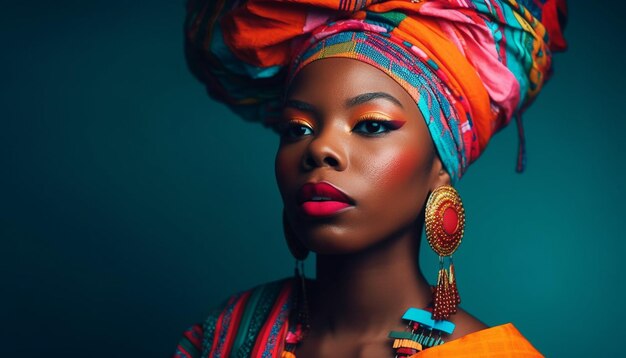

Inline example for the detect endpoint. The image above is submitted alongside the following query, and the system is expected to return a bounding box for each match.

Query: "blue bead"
[433,319,456,335]
[402,308,434,328]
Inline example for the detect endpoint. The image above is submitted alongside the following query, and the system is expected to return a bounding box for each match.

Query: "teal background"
[2,1,624,357]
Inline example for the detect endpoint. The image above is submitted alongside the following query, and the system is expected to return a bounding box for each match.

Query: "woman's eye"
[280,122,313,139]
[353,120,393,135]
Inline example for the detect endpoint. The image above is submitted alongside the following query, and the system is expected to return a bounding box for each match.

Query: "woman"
[175,0,567,356]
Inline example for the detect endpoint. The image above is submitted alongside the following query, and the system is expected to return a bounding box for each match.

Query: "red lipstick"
[298,182,354,217]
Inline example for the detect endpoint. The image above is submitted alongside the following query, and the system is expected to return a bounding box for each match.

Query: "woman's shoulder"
[445,307,488,341]
[173,278,294,358]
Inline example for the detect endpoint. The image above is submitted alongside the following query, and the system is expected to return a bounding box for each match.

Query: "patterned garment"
[173,279,543,357]
[174,279,294,358]
[185,0,567,182]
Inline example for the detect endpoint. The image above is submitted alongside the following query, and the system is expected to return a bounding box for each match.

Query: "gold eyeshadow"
[356,111,407,130]
[276,117,313,132]
[358,111,394,121]
[287,118,312,128]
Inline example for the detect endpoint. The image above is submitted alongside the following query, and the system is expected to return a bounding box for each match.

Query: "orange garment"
[413,324,543,357]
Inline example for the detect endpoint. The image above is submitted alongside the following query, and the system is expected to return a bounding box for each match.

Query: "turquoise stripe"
[229,284,266,355]
[201,300,228,358]
[232,280,287,357]
[178,335,201,357]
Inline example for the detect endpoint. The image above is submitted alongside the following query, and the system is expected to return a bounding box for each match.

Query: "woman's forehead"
[286,58,416,108]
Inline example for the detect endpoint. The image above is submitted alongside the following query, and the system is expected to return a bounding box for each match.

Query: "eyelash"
[278,117,399,140]
[277,120,313,140]
[353,117,397,136]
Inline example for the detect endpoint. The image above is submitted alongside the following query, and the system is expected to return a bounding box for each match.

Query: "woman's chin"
[300,233,371,255]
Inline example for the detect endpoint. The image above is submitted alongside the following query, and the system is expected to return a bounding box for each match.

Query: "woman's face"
[275,58,446,254]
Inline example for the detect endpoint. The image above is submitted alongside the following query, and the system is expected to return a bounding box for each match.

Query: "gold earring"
[425,185,465,320]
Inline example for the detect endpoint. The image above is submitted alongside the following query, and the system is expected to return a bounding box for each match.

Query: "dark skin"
[274,58,487,357]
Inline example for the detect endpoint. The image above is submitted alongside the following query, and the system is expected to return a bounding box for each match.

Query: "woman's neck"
[309,223,432,338]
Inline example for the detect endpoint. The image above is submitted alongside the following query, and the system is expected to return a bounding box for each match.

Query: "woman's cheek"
[275,150,295,194]
[367,145,431,189]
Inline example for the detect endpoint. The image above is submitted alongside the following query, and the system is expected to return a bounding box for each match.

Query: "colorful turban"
[185,0,567,182]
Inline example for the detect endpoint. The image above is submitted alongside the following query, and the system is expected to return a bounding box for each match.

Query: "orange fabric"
[223,0,493,152]
[224,2,308,65]
[186,0,567,181]
[370,2,494,152]
[412,324,543,357]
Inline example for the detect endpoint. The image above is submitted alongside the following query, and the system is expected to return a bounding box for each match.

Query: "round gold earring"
[425,185,465,320]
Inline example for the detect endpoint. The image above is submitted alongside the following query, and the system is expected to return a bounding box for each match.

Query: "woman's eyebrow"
[283,99,319,116]
[346,92,404,109]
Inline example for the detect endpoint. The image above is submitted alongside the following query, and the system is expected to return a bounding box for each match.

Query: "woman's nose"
[302,127,347,171]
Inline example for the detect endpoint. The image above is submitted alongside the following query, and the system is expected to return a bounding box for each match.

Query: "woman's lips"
[297,182,354,217]
[301,201,351,217]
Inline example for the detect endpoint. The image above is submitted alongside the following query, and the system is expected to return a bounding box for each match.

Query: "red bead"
[285,331,299,344]
[442,207,458,235]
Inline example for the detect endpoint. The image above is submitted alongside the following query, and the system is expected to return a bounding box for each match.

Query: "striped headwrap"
[185,0,567,182]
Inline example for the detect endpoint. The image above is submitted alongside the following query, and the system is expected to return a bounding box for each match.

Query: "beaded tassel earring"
[282,210,310,357]
[425,185,465,320]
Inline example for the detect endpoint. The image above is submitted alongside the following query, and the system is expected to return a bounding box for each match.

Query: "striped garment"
[173,278,544,357]
[174,279,294,358]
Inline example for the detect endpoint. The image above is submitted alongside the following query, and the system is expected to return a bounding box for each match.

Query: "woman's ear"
[430,155,451,190]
